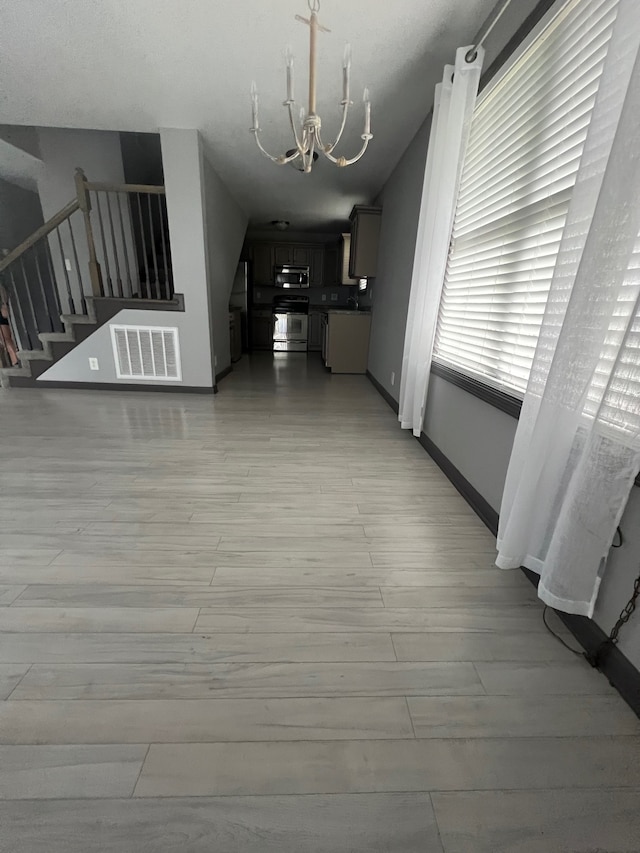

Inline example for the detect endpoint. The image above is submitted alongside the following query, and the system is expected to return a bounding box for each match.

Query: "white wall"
[201,147,248,376]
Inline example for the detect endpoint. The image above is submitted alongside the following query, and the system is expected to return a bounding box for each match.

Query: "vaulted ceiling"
[0,0,499,229]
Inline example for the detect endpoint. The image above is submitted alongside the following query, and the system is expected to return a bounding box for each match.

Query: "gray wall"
[423,375,516,512]
[38,307,211,388]
[36,128,137,309]
[159,128,215,388]
[0,178,47,348]
[40,128,220,389]
[0,177,44,253]
[367,117,431,399]
[201,148,248,376]
[366,0,640,671]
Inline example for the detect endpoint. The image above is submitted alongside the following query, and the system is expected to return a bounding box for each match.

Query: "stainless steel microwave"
[274,265,310,288]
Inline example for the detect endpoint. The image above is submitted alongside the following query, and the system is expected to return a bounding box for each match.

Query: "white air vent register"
[110,325,181,381]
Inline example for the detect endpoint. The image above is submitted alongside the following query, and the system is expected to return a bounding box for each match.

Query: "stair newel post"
[74,168,103,297]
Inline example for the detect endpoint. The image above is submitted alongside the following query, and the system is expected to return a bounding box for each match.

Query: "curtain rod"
[466,0,516,62]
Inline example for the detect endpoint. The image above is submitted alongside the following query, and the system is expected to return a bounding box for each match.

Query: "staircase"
[0,168,180,388]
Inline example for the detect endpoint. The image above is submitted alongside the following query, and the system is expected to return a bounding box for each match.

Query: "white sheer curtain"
[496,0,640,617]
[399,46,483,436]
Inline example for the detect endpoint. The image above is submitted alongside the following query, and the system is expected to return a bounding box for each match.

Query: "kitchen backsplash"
[252,285,372,308]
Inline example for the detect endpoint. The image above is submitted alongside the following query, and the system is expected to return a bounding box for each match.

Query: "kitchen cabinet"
[273,245,311,267]
[308,311,322,351]
[248,241,331,286]
[252,245,273,285]
[251,310,273,350]
[349,206,382,279]
[322,311,371,373]
[324,244,340,287]
[309,247,324,287]
[341,234,359,285]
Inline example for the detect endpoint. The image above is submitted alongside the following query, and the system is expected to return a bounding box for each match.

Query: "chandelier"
[250,0,372,173]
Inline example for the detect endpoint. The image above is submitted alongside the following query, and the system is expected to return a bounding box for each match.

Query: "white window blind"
[433,0,619,396]
[110,325,181,381]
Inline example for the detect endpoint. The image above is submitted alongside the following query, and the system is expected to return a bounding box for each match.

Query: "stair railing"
[0,169,173,354]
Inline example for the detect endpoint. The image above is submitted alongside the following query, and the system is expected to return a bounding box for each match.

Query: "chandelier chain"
[308,0,320,13]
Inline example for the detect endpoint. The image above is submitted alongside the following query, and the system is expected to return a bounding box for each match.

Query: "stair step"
[1,366,31,377]
[39,332,74,344]
[17,349,52,363]
[61,314,96,325]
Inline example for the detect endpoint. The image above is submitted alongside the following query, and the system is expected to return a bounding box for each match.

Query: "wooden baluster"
[136,193,151,299]
[55,226,75,314]
[74,167,103,298]
[147,193,160,300]
[158,194,170,299]
[94,191,113,296]
[116,192,133,296]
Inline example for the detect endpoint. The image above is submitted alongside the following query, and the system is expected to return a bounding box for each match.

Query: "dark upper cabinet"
[292,246,311,266]
[252,245,273,285]
[349,206,382,279]
[249,241,332,287]
[323,244,340,287]
[273,245,291,267]
[309,247,324,286]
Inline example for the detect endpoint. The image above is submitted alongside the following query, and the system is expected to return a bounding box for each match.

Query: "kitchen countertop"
[324,308,371,315]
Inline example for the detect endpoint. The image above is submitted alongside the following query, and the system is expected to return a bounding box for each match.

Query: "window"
[433,0,619,397]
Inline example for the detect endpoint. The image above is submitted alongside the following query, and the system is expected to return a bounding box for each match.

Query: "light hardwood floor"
[1,352,639,852]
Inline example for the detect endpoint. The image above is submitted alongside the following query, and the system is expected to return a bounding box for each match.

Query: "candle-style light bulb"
[250,81,259,128]
[285,46,294,102]
[363,87,371,135]
[342,43,352,102]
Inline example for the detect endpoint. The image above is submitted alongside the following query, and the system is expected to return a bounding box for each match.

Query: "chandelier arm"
[321,101,351,154]
[252,130,301,165]
[286,102,306,154]
[319,133,373,167]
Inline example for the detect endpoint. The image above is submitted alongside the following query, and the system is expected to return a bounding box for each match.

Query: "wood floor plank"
[380,586,538,608]
[473,661,617,695]
[0,585,27,605]
[0,565,217,585]
[391,630,574,662]
[0,664,30,700]
[0,744,147,799]
[0,632,396,663]
[134,737,640,797]
[0,697,414,743]
[0,793,443,853]
[194,605,552,633]
[407,695,640,738]
[11,661,483,700]
[13,584,384,609]
[0,608,199,633]
[210,567,528,587]
[430,789,640,853]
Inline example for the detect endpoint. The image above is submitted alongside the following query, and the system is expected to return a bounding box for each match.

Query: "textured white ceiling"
[0,0,497,230]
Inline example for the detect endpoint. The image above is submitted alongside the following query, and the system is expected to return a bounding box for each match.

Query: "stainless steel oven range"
[272,295,309,352]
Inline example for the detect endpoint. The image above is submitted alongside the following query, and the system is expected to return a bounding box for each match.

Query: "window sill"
[430,362,522,419]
